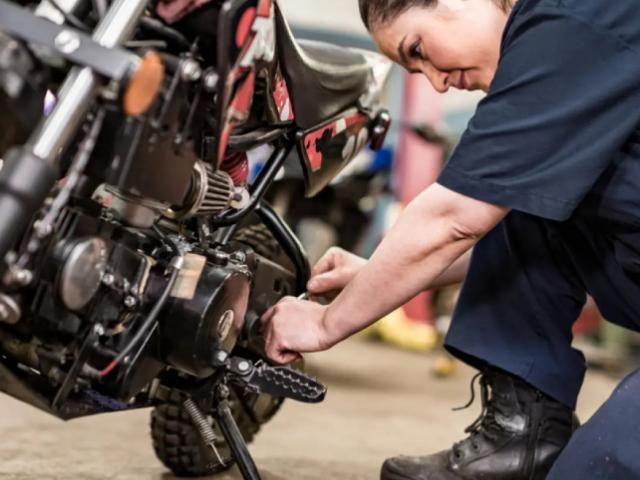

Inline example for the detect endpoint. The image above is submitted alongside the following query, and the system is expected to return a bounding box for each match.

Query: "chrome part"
[180,58,202,82]
[31,0,148,162]
[124,295,137,309]
[203,69,219,92]
[217,310,234,341]
[183,398,226,467]
[54,30,81,55]
[59,237,108,311]
[102,272,115,287]
[35,0,83,24]
[230,187,250,210]
[357,49,393,110]
[0,294,21,325]
[13,268,33,286]
[237,359,251,373]
[99,186,169,228]
[169,255,185,270]
[215,350,229,364]
[3,265,34,287]
[177,162,234,219]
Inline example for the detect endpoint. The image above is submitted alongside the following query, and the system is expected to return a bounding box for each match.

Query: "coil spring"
[183,398,217,445]
[220,151,249,186]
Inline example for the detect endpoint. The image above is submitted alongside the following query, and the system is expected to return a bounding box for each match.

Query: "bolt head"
[230,251,246,263]
[14,269,33,286]
[204,71,219,91]
[55,30,81,55]
[215,350,228,364]
[124,296,137,308]
[102,273,115,286]
[237,360,251,373]
[181,59,202,82]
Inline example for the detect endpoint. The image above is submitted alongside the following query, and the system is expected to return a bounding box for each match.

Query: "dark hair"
[359,0,514,30]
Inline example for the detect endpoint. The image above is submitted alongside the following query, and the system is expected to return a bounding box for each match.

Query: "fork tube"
[32,0,148,160]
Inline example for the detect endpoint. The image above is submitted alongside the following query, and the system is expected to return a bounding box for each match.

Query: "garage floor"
[0,338,618,480]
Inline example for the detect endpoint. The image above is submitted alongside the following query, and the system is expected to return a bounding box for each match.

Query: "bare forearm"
[322,199,473,346]
[318,183,508,348]
[431,249,472,289]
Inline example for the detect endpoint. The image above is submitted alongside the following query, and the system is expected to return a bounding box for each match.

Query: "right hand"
[306,247,366,300]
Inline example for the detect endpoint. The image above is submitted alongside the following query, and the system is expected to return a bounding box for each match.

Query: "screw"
[215,350,228,364]
[102,273,115,286]
[93,324,105,336]
[203,70,219,91]
[124,296,137,308]
[217,384,230,400]
[181,59,202,82]
[237,360,251,373]
[230,251,246,263]
[54,30,81,55]
[13,269,33,286]
[34,220,53,238]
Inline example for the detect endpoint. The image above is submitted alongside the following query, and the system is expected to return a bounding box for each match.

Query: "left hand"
[260,297,330,364]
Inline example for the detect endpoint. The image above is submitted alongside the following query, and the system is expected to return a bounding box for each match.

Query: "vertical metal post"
[31,0,148,161]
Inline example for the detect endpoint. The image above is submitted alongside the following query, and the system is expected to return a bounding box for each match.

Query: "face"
[372,0,510,93]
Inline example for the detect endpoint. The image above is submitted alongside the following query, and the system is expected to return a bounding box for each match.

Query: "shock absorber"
[220,151,249,186]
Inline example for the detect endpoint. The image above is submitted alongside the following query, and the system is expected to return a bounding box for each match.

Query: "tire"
[151,388,264,477]
[151,223,293,477]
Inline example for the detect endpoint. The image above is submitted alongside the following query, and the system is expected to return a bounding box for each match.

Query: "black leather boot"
[381,368,579,480]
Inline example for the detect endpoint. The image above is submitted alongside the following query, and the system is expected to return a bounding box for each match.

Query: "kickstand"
[213,384,263,480]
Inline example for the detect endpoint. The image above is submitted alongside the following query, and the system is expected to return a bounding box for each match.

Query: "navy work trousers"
[445,211,640,479]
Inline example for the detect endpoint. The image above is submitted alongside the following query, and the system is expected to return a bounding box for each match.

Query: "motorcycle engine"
[0,184,293,408]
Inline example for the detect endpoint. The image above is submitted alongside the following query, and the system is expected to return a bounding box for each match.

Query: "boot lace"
[451,371,514,460]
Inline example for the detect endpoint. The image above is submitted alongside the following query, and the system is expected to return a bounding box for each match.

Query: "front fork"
[0,0,149,266]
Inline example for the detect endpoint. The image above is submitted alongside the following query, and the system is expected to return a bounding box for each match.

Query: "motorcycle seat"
[275,5,373,129]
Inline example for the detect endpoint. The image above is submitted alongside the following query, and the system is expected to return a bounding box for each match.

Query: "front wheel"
[151,386,282,477]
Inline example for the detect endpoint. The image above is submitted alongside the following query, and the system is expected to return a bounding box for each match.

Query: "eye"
[408,40,423,60]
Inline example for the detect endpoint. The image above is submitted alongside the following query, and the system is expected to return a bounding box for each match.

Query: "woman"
[262,0,640,478]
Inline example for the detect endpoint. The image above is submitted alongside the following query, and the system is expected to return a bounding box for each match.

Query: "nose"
[421,64,450,93]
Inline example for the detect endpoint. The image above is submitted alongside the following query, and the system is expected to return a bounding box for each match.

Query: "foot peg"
[227,357,327,403]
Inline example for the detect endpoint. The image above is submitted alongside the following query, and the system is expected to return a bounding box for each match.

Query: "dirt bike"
[0,0,391,478]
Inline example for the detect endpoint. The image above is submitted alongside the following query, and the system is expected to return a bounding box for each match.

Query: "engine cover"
[157,255,251,378]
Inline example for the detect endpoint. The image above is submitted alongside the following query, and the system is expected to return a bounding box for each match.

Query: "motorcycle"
[0,0,391,478]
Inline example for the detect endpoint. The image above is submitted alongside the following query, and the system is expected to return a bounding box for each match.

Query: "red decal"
[257,0,271,17]
[304,123,337,172]
[219,70,256,158]
[218,123,233,160]
[273,64,294,121]
[229,70,256,118]
[345,112,368,128]
[236,7,257,48]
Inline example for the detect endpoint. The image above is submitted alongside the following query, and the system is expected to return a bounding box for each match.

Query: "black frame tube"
[212,142,293,227]
[255,201,310,294]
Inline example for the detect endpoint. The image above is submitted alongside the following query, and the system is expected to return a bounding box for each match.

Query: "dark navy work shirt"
[438,0,640,227]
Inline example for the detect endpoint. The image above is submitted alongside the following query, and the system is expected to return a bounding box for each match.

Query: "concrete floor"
[0,338,620,480]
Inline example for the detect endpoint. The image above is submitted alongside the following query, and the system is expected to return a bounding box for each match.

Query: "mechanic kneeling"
[262,0,640,478]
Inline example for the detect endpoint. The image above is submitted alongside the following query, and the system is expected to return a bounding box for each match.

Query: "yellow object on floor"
[365,308,439,352]
[432,353,459,378]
